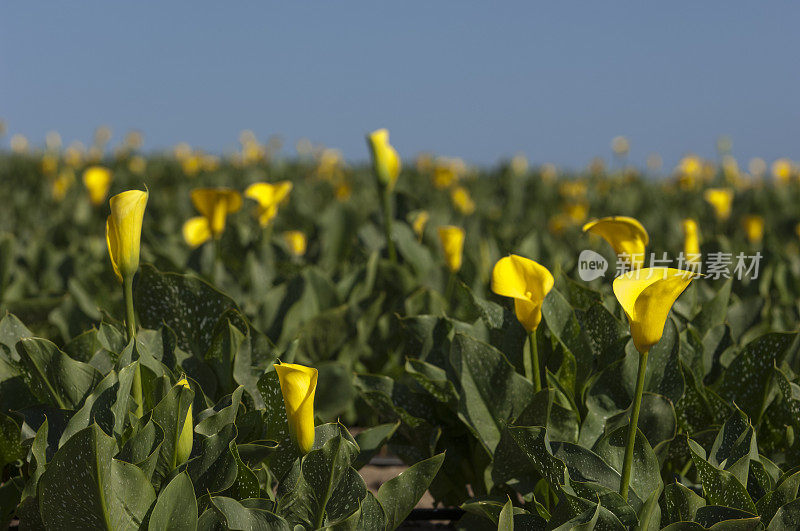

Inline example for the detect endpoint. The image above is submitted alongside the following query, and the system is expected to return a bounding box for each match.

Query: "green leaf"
[662,482,706,524]
[0,412,23,470]
[353,422,399,470]
[207,496,291,531]
[449,333,534,453]
[16,337,102,409]
[38,424,155,530]
[542,288,595,393]
[592,426,662,506]
[688,438,757,514]
[767,497,800,530]
[148,472,197,531]
[376,453,445,530]
[497,498,514,531]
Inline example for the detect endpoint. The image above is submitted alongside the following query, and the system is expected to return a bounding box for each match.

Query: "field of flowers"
[1,127,800,530]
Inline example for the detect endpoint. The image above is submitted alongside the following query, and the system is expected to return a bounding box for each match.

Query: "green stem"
[444,272,456,305]
[124,275,143,418]
[530,329,541,392]
[380,188,396,264]
[620,349,648,500]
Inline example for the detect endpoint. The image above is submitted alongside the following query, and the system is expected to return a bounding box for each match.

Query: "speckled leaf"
[757,469,800,525]
[16,337,102,410]
[695,505,760,529]
[687,439,756,514]
[151,383,194,482]
[186,423,238,495]
[542,288,595,392]
[148,471,197,531]
[257,370,299,480]
[719,333,796,421]
[195,386,244,437]
[493,425,566,490]
[353,422,399,469]
[207,496,291,531]
[592,426,662,506]
[767,497,800,530]
[662,481,706,525]
[134,264,245,357]
[0,412,23,470]
[449,333,535,453]
[38,424,155,530]
[117,419,164,483]
[376,453,444,530]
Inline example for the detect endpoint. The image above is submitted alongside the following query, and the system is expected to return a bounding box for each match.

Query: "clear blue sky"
[2,2,799,169]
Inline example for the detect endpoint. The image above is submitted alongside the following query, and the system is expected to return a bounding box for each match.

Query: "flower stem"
[123,275,144,418]
[380,188,396,264]
[620,349,648,500]
[529,329,541,391]
[444,272,456,305]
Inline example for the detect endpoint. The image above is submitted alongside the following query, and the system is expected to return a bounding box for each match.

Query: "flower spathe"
[491,254,554,332]
[742,215,765,244]
[438,225,465,273]
[367,128,401,190]
[106,189,148,283]
[703,188,734,221]
[83,166,112,206]
[582,216,649,269]
[244,181,293,227]
[182,188,242,247]
[283,230,307,257]
[682,218,701,261]
[175,378,193,466]
[274,362,318,455]
[613,267,698,353]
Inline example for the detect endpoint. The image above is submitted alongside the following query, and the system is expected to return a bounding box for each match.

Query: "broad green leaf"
[376,453,445,530]
[38,424,155,530]
[688,438,757,514]
[148,472,197,531]
[207,496,291,531]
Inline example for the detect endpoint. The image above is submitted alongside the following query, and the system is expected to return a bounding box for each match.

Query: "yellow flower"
[742,215,764,244]
[181,154,201,177]
[491,255,554,332]
[283,230,307,257]
[451,186,476,215]
[412,211,429,240]
[52,169,75,201]
[438,225,465,273]
[83,166,113,206]
[772,158,794,184]
[564,201,589,224]
[274,362,318,454]
[41,154,58,175]
[175,378,193,466]
[703,188,734,221]
[367,128,401,190]
[676,155,702,190]
[613,268,698,353]
[182,188,242,247]
[244,181,293,227]
[682,218,701,262]
[106,189,148,283]
[582,216,649,269]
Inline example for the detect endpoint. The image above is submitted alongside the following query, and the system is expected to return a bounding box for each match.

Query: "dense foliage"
[1,139,800,530]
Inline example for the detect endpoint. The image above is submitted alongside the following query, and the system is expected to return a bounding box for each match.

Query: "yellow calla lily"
[772,158,794,184]
[244,181,293,227]
[83,166,112,206]
[367,128,401,190]
[742,215,765,244]
[283,230,307,257]
[274,362,318,454]
[613,267,698,354]
[703,188,734,221]
[582,216,649,269]
[175,378,193,466]
[105,189,148,283]
[182,188,242,247]
[682,218,701,262]
[491,255,554,332]
[451,186,476,215]
[412,211,429,240]
[438,225,465,273]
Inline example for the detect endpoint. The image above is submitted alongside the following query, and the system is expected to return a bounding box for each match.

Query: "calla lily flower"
[244,181,293,227]
[491,255,554,332]
[451,186,476,215]
[438,225,465,273]
[742,215,764,244]
[412,211,429,240]
[367,129,401,190]
[703,188,734,221]
[682,218,701,262]
[83,166,112,206]
[283,230,307,257]
[106,189,148,283]
[583,216,649,269]
[274,362,318,454]
[182,188,242,247]
[175,378,193,466]
[613,267,698,353]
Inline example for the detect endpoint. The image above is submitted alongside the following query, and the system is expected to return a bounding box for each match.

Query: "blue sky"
[2,2,799,169]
